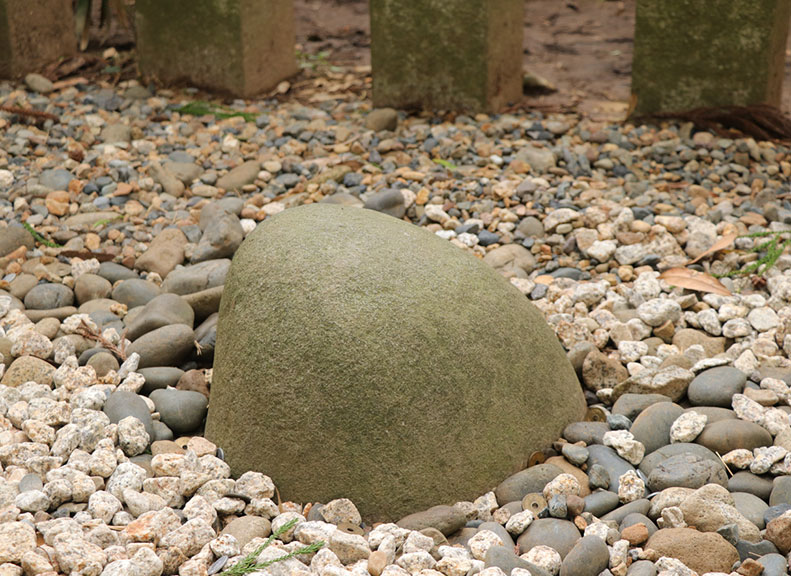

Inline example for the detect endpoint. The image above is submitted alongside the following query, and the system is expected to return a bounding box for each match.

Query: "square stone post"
[135,0,298,97]
[0,0,75,78]
[370,0,524,112]
[632,0,791,115]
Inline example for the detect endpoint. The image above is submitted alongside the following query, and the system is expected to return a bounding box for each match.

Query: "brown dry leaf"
[659,268,732,297]
[687,233,738,265]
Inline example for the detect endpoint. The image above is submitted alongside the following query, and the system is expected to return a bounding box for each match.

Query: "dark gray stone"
[103,390,154,440]
[495,464,563,505]
[484,546,549,576]
[125,293,195,341]
[562,421,609,445]
[98,262,139,283]
[150,420,174,442]
[630,402,684,455]
[687,366,746,407]
[127,324,194,369]
[756,553,789,576]
[586,445,634,493]
[639,443,722,477]
[517,518,581,559]
[139,367,185,395]
[626,560,657,576]
[601,500,651,524]
[162,259,230,295]
[0,225,34,257]
[583,491,619,517]
[192,204,244,263]
[729,471,774,501]
[732,491,769,530]
[149,388,208,435]
[364,189,406,219]
[24,283,74,310]
[559,535,609,576]
[612,393,671,421]
[396,505,467,537]
[112,279,162,309]
[696,419,773,453]
[646,453,728,492]
[770,476,791,506]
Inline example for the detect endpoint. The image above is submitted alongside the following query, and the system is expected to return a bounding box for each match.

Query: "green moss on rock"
[206,204,585,522]
[370,0,523,112]
[632,0,791,115]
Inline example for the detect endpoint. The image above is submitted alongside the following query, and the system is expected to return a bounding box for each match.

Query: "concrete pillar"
[370,0,524,112]
[135,0,298,98]
[632,0,791,115]
[0,0,75,79]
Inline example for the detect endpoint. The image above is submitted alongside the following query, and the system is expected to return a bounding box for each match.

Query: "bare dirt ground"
[294,0,791,118]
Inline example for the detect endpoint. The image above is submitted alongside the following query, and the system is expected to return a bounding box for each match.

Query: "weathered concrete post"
[370,0,524,112]
[135,0,298,97]
[632,0,791,115]
[0,0,75,78]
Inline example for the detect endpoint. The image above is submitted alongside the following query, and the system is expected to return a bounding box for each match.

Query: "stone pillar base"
[632,0,791,115]
[370,0,524,112]
[0,0,75,79]
[135,0,298,98]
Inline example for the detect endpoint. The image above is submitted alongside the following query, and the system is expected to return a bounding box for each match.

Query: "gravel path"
[2,68,791,576]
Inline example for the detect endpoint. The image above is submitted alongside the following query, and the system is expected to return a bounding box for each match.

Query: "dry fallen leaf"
[659,267,732,297]
[687,233,738,265]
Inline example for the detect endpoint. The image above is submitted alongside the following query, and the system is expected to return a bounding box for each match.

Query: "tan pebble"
[85,233,101,250]
[736,558,764,576]
[620,522,649,545]
[367,550,388,576]
[186,437,216,457]
[45,190,70,216]
[151,440,185,456]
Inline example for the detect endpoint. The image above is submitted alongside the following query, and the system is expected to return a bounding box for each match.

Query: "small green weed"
[221,518,323,576]
[433,158,459,171]
[22,222,61,248]
[175,101,256,122]
[716,230,791,278]
[93,215,122,228]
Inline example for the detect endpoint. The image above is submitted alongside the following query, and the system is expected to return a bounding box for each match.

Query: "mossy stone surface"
[206,204,585,522]
[0,0,75,79]
[632,0,791,115]
[135,0,297,97]
[370,0,523,112]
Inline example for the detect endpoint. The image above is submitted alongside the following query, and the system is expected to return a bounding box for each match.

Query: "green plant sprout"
[433,158,459,171]
[221,518,324,576]
[22,222,61,248]
[175,101,256,122]
[716,230,791,278]
[93,215,122,228]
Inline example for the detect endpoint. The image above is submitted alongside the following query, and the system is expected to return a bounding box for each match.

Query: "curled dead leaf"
[658,267,732,297]
[687,233,738,265]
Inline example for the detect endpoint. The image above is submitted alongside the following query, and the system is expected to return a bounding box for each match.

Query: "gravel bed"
[1,70,791,576]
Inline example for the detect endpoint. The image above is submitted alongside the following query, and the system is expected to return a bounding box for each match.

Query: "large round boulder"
[206,204,585,521]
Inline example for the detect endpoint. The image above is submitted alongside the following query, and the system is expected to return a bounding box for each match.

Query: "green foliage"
[296,50,342,73]
[221,518,324,576]
[433,158,459,171]
[92,215,122,228]
[22,222,61,248]
[175,101,256,122]
[717,230,791,278]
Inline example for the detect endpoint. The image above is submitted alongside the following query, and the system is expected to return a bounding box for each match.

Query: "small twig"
[0,105,59,121]
[75,318,128,360]
[715,451,734,478]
